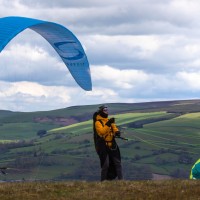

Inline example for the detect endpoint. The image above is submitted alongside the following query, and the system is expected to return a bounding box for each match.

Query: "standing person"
[93,105,123,181]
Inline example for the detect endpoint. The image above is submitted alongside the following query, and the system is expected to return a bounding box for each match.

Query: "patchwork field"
[0,100,199,181]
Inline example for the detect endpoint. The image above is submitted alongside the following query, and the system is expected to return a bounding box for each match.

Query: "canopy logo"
[54,41,84,61]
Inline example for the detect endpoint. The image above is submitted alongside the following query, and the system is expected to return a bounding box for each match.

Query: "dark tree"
[37,129,47,137]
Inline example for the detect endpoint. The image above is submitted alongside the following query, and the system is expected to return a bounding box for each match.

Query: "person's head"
[98,105,108,118]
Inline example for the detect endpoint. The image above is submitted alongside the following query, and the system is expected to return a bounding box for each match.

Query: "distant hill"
[1,99,200,125]
[0,99,199,181]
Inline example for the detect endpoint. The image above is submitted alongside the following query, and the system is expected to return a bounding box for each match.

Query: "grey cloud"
[52,1,196,36]
[18,0,132,8]
[0,59,77,87]
[1,0,197,37]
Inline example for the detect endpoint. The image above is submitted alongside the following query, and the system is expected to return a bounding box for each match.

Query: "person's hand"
[109,118,115,124]
[106,117,115,127]
[115,131,121,137]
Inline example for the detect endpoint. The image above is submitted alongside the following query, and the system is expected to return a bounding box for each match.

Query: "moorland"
[0,99,199,181]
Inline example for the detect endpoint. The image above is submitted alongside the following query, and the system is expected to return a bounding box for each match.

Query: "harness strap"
[97,120,111,140]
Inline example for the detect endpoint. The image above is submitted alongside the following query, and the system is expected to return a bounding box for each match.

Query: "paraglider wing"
[190,159,200,179]
[0,16,92,91]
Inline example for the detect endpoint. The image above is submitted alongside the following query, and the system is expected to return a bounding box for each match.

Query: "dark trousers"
[99,146,123,181]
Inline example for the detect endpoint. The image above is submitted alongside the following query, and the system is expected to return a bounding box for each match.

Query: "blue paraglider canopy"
[0,16,92,91]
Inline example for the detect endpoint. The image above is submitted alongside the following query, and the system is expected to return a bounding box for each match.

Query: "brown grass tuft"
[0,180,199,200]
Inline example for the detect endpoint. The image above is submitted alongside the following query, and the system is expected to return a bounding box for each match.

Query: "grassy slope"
[0,180,199,200]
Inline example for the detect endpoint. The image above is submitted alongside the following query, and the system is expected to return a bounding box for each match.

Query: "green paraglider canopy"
[190,158,200,179]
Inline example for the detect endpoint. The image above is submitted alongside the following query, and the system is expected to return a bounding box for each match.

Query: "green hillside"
[0,99,199,181]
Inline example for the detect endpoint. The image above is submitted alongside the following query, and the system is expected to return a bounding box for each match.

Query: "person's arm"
[111,123,119,134]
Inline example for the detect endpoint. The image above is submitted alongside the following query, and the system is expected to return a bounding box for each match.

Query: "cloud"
[91,65,200,100]
[0,42,76,86]
[0,65,199,112]
[92,65,148,89]
[85,34,200,74]
[0,81,82,111]
[177,71,200,90]
[1,0,195,35]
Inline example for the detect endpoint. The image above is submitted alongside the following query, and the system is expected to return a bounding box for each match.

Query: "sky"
[1,0,200,111]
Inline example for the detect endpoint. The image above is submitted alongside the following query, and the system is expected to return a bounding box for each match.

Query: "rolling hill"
[0,99,199,181]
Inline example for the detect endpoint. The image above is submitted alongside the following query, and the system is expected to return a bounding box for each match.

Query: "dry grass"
[0,180,199,200]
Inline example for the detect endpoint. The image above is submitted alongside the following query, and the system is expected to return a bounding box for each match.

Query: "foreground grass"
[0,180,199,200]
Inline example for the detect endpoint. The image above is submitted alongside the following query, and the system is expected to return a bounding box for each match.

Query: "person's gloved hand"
[115,131,121,137]
[105,117,115,127]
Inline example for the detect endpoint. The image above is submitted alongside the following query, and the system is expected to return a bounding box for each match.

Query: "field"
[0,100,199,181]
[0,180,199,200]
